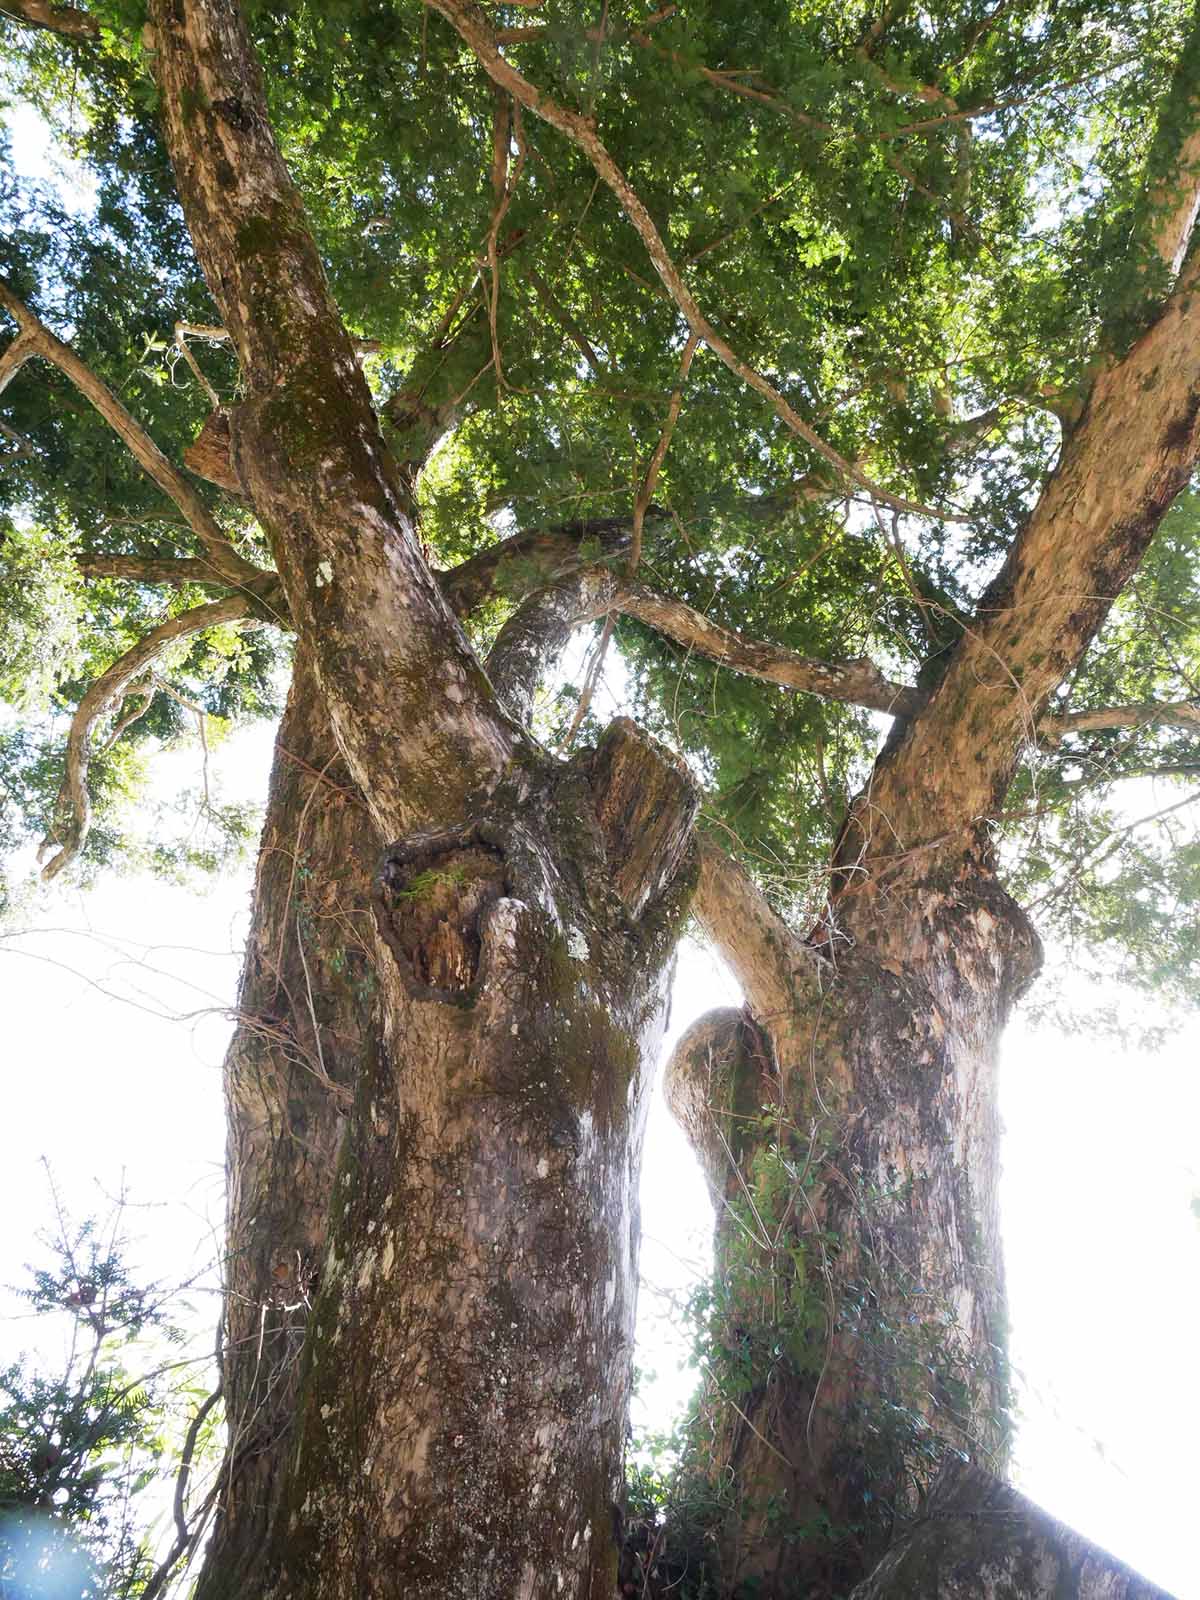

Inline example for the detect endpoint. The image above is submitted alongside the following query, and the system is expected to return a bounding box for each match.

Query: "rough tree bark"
[846,1461,1174,1599]
[139,5,703,1596]
[13,1,1198,1595]
[655,108,1200,1600]
[195,645,379,1595]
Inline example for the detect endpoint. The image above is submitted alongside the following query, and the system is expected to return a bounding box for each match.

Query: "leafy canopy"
[2,0,1199,1005]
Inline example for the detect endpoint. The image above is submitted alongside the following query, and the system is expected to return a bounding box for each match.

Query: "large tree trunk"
[198,680,698,1599]
[649,119,1200,1590]
[131,4,1200,1595]
[262,718,697,1599]
[658,844,1040,1596]
[142,5,700,1591]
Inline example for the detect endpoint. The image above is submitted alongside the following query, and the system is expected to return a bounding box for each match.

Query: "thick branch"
[39,594,257,881]
[425,0,956,523]
[484,567,614,724]
[148,0,524,837]
[438,514,637,617]
[661,1005,759,1200]
[1046,699,1200,738]
[691,837,810,1021]
[0,0,98,37]
[1151,125,1200,278]
[74,553,229,588]
[0,281,265,592]
[616,579,918,715]
[837,262,1200,885]
[460,518,1200,746]
[1145,10,1200,278]
[0,327,39,394]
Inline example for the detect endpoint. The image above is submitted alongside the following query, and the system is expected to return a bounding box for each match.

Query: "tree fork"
[258,719,698,1599]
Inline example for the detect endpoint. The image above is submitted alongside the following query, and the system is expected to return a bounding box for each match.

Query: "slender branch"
[1044,699,1200,738]
[563,612,616,745]
[39,594,258,881]
[0,0,98,37]
[74,554,228,587]
[0,280,266,591]
[425,0,959,523]
[172,1383,223,1548]
[628,330,699,576]
[484,92,526,393]
[173,321,382,357]
[174,323,221,408]
[527,267,610,375]
[560,330,702,742]
[620,575,1200,739]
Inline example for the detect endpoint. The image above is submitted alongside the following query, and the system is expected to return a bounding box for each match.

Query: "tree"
[2,0,1199,1594]
[0,1185,221,1600]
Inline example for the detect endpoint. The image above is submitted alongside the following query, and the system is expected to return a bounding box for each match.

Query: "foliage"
[0,1182,219,1600]
[2,0,1199,995]
[624,1108,1009,1596]
[3,3,1200,1592]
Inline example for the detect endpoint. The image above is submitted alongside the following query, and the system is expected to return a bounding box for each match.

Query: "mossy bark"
[194,690,698,1600]
[662,845,1040,1597]
[193,646,378,1598]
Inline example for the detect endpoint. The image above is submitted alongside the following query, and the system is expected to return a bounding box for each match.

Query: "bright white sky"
[2,93,1199,1600]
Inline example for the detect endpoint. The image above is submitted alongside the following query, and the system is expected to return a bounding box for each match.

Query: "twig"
[173,323,222,408]
[563,613,616,746]
[627,330,699,577]
[173,1384,223,1548]
[483,93,527,393]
